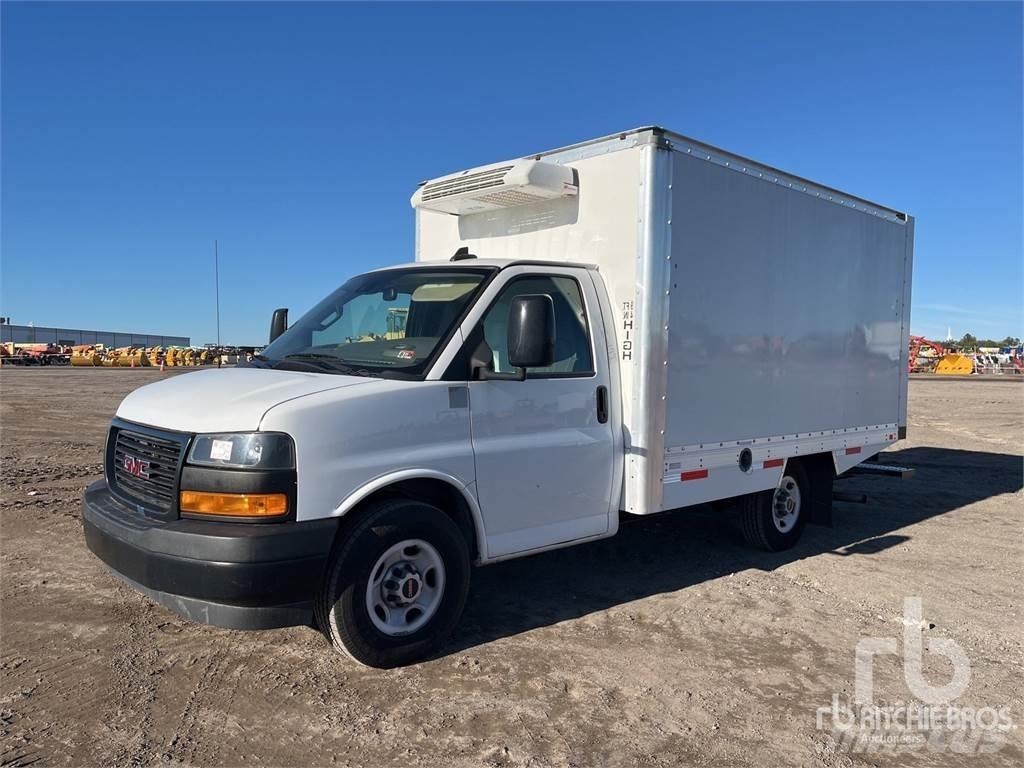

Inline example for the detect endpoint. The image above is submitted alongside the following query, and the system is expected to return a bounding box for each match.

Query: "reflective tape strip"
[680,469,709,481]
[845,447,862,455]
[763,458,784,469]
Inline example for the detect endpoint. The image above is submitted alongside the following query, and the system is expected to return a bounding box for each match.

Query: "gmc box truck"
[83,127,914,667]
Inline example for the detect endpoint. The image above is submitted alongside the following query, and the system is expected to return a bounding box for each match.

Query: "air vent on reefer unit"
[411,158,578,215]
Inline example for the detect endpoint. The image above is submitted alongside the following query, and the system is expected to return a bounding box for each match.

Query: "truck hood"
[116,367,378,433]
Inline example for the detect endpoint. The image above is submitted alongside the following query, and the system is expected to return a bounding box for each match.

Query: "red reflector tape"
[763,458,784,469]
[680,468,709,481]
[845,447,862,455]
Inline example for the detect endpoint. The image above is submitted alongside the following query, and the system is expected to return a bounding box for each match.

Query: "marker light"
[180,491,288,518]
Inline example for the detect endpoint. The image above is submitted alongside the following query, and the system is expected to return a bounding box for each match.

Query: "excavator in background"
[908,336,948,373]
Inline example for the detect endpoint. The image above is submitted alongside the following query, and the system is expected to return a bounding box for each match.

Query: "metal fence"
[0,324,189,348]
[973,361,1024,375]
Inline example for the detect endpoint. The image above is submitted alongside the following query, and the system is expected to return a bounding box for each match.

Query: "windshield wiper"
[275,353,365,375]
[282,353,338,361]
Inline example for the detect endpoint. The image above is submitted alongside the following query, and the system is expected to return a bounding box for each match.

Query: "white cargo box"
[414,127,914,515]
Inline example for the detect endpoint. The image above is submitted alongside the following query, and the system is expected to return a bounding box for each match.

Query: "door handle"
[596,385,609,424]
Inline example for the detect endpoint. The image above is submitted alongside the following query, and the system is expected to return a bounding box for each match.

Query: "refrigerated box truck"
[83,127,914,666]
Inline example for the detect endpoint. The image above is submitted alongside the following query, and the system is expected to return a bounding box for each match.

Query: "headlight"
[187,432,295,470]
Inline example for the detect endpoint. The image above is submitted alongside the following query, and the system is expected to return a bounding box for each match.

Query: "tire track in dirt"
[0,746,43,767]
[100,598,163,767]
[163,647,233,766]
[1,641,109,765]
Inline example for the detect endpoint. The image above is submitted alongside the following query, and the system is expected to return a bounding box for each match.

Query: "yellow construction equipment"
[118,348,151,367]
[935,353,974,375]
[67,344,217,368]
[71,346,103,366]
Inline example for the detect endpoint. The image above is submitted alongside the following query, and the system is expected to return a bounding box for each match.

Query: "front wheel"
[315,498,470,668]
[739,460,810,551]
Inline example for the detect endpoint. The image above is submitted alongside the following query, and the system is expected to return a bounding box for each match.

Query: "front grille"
[110,425,188,514]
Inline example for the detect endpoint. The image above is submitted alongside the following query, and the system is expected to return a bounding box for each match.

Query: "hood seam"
[257,378,377,430]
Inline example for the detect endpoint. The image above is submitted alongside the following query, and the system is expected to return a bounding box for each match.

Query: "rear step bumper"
[81,480,340,629]
[845,463,916,480]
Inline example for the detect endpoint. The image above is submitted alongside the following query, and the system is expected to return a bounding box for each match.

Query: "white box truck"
[83,127,914,667]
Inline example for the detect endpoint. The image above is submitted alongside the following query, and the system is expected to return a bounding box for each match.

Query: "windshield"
[256,267,492,378]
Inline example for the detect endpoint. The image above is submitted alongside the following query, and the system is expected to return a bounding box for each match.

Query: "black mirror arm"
[475,366,526,382]
[467,334,525,381]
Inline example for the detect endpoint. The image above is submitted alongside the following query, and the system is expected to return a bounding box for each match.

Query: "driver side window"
[479,275,594,376]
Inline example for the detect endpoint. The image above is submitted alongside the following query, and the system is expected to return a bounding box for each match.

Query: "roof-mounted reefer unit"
[411,158,577,215]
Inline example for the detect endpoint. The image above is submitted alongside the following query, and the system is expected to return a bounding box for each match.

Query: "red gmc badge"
[122,454,150,479]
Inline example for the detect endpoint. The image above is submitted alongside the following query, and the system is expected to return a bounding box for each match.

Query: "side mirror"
[269,308,289,343]
[507,294,555,370]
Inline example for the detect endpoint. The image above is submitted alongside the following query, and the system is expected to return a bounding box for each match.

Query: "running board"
[845,463,915,480]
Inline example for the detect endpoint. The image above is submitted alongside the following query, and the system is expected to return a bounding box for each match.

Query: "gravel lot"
[1,369,1022,767]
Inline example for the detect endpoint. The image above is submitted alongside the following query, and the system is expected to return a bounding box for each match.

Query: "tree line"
[952,334,1021,350]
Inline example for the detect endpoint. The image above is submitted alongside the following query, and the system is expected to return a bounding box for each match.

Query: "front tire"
[315,498,470,668]
[739,460,810,551]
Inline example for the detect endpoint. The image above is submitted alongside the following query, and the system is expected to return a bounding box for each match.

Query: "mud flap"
[800,454,835,527]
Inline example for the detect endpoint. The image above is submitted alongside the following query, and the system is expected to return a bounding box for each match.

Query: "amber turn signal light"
[179,491,287,518]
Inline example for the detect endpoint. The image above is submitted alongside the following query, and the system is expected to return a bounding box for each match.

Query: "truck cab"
[84,257,624,667]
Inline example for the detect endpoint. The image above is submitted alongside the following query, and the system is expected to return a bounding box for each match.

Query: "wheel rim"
[365,539,446,637]
[772,475,801,533]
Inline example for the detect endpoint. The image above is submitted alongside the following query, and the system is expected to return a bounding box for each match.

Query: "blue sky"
[2,1,1021,346]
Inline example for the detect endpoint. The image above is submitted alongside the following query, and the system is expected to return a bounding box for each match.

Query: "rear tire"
[740,460,810,551]
[315,497,470,668]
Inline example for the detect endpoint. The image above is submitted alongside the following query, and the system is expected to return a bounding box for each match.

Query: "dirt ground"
[1,368,1022,767]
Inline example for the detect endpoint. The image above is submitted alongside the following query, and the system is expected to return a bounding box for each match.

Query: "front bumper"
[82,480,339,629]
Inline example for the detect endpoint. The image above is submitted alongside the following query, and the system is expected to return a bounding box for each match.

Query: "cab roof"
[373,258,597,272]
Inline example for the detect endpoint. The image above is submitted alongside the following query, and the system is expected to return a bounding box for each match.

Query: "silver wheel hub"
[772,476,801,533]
[382,563,423,606]
[366,539,445,637]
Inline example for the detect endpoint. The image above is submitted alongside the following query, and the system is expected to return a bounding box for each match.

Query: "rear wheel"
[740,460,810,551]
[315,498,470,668]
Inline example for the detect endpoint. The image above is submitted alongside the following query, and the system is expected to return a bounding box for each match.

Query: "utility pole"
[214,240,222,366]
[214,239,221,345]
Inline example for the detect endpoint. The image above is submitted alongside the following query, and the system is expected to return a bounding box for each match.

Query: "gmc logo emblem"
[122,454,150,479]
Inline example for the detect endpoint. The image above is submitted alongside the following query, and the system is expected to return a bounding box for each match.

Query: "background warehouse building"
[0,323,189,348]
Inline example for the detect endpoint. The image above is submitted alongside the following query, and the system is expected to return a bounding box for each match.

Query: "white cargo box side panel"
[660,149,910,511]
[416,144,655,511]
